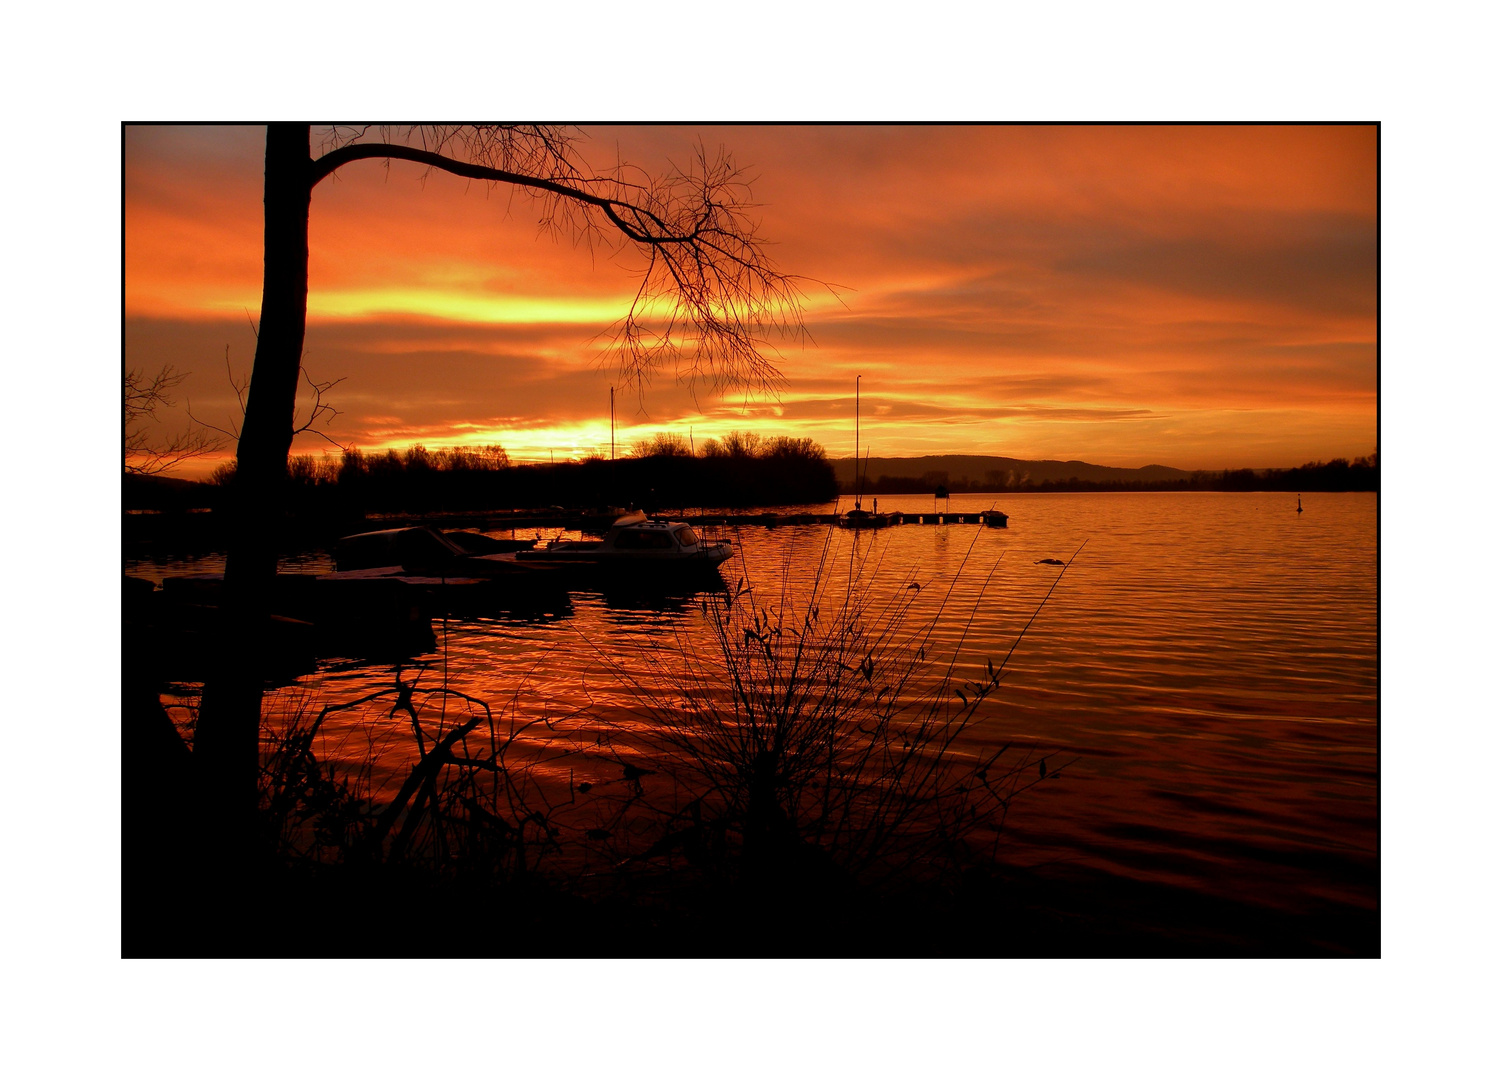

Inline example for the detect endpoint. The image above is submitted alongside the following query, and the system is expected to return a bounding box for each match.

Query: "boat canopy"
[335,527,468,572]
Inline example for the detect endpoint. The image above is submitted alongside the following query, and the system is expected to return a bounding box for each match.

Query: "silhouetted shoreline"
[127,436,837,516]
[125,451,1377,518]
[839,455,1377,495]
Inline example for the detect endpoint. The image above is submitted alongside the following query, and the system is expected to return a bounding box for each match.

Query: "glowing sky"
[124,124,1376,476]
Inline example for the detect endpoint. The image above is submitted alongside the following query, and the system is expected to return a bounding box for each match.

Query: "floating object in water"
[1037,558,1065,565]
[1297,494,1304,514]
[622,761,655,794]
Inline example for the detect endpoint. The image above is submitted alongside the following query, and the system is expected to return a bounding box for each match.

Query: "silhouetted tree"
[718,430,763,457]
[192,124,810,831]
[632,432,694,458]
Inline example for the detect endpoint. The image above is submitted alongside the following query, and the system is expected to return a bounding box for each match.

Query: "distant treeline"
[845,454,1379,495]
[204,431,837,514]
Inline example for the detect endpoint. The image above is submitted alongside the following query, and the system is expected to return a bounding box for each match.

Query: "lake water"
[128,491,1378,949]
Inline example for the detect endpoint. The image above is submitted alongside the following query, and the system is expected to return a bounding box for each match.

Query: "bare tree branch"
[187,347,247,443]
[292,367,346,449]
[189,348,345,452]
[308,126,812,404]
[124,363,226,475]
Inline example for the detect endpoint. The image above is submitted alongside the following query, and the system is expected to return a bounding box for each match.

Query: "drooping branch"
[308,126,812,403]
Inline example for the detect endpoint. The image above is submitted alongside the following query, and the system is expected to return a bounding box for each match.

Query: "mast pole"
[856,374,862,509]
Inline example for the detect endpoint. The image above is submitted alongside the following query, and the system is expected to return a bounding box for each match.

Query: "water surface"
[129,491,1378,944]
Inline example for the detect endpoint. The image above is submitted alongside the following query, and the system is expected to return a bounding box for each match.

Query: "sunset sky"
[124,124,1377,477]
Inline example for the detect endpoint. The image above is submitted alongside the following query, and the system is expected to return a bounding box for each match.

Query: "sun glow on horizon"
[308,289,638,325]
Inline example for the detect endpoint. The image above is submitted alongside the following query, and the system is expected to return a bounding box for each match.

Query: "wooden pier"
[377,510,1007,533]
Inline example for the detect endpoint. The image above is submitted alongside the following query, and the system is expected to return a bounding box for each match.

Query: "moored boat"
[839,507,899,529]
[515,511,733,567]
[981,509,1009,528]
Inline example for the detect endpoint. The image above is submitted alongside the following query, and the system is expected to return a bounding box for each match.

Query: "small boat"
[839,507,899,529]
[981,509,1009,528]
[515,511,733,567]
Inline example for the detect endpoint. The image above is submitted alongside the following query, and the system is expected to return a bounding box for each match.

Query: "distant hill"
[832,455,1192,491]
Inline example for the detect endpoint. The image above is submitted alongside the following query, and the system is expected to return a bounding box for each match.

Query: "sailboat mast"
[855,375,861,509]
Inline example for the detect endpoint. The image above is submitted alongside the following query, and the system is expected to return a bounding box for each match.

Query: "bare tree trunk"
[175,122,804,854]
[193,124,313,828]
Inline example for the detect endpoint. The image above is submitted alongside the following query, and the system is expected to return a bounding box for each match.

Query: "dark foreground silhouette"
[123,677,1376,959]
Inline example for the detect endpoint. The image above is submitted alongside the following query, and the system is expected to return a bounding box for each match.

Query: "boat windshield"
[674,527,700,547]
[614,529,674,550]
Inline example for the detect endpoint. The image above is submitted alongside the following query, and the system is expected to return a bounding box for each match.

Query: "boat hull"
[839,511,899,529]
[515,513,733,569]
[517,544,733,569]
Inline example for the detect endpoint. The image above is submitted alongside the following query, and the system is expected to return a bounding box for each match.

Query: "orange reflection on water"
[146,491,1376,917]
